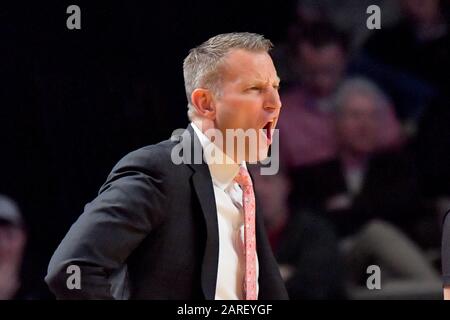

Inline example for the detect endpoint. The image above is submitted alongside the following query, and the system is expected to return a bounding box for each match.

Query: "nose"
[263,87,282,112]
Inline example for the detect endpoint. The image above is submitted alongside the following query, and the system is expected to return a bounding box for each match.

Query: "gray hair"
[183,32,273,120]
[334,77,390,116]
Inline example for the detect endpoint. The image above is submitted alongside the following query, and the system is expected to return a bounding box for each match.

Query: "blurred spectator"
[276,22,402,170]
[303,0,402,46]
[297,0,401,47]
[0,195,26,300]
[354,0,450,125]
[250,168,290,249]
[289,78,441,298]
[273,1,401,86]
[273,21,350,90]
[364,0,450,90]
[251,166,346,299]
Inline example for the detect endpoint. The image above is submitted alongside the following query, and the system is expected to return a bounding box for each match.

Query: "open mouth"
[263,120,274,142]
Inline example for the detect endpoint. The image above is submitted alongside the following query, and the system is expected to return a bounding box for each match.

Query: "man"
[45,32,288,300]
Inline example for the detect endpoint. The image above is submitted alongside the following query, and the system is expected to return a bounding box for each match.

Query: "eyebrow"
[251,76,281,85]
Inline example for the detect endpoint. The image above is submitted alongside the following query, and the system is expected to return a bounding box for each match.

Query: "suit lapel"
[191,167,219,300]
[180,124,219,300]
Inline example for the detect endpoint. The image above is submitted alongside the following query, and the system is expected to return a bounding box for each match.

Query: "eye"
[245,86,263,94]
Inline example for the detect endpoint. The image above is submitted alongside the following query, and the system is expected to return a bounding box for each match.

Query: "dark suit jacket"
[45,124,288,300]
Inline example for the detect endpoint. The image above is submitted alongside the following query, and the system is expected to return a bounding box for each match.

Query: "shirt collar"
[191,122,246,190]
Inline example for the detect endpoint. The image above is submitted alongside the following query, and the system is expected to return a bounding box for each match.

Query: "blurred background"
[1,0,449,299]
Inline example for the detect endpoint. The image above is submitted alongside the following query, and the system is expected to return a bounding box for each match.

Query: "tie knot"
[234,166,252,188]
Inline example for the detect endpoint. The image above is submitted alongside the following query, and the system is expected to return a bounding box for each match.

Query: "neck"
[192,119,241,164]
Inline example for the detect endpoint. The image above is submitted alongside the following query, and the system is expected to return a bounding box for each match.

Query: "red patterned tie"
[234,166,257,300]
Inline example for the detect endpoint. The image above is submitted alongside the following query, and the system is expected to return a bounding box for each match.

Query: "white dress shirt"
[191,122,259,300]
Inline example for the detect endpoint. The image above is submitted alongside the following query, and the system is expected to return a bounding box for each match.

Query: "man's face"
[298,43,346,97]
[210,49,282,162]
[336,93,380,155]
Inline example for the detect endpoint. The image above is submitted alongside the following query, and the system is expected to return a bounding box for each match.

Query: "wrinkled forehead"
[220,49,279,83]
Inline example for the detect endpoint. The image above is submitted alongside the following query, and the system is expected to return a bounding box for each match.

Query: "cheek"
[218,107,248,129]
[217,96,261,129]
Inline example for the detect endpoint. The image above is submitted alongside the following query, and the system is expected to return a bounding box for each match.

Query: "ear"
[191,88,216,120]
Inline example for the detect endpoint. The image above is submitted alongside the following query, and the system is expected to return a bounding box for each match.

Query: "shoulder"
[112,125,199,174]
[96,138,188,196]
[112,138,179,176]
[103,127,200,190]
